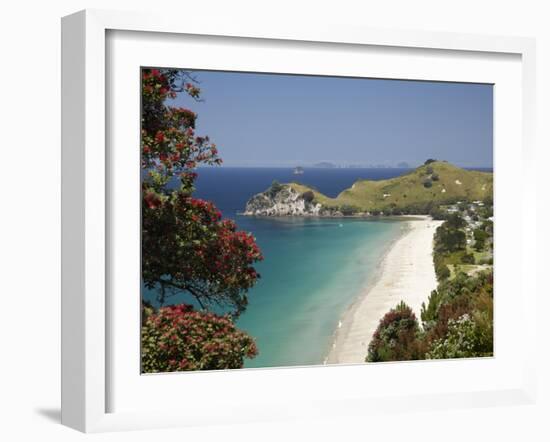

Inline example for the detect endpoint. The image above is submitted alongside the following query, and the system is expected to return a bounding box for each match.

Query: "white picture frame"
[61,9,537,433]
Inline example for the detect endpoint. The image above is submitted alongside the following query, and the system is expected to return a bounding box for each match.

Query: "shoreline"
[325,216,443,365]
[238,211,430,221]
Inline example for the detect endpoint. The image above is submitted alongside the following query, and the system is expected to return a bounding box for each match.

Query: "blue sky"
[170,70,493,168]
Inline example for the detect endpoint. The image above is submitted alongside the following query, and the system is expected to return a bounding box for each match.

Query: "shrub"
[339,204,359,215]
[301,190,315,203]
[366,301,425,362]
[426,166,434,174]
[426,313,492,359]
[431,173,439,181]
[461,253,475,264]
[446,213,467,229]
[423,178,433,188]
[373,272,493,363]
[421,289,444,327]
[424,271,493,349]
[269,180,284,196]
[424,159,437,165]
[429,206,448,221]
[474,229,488,241]
[435,261,451,281]
[434,221,466,253]
[141,303,258,373]
[473,228,488,251]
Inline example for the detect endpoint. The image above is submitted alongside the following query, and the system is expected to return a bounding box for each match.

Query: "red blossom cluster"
[142,68,177,99]
[142,186,264,315]
[141,303,258,372]
[140,68,221,180]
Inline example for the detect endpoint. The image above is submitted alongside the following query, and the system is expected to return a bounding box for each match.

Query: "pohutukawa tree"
[141,68,263,317]
[141,304,258,372]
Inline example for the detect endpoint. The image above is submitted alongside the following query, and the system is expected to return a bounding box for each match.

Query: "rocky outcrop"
[244,184,325,216]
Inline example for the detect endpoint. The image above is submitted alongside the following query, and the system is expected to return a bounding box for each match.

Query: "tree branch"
[158,279,206,310]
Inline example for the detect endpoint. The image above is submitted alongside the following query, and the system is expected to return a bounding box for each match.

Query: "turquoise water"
[235,217,403,368]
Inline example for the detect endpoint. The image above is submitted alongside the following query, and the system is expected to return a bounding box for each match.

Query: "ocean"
[142,166,488,368]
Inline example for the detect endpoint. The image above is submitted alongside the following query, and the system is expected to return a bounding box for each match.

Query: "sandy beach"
[326,216,443,365]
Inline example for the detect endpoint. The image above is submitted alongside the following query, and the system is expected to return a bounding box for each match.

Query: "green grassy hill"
[288,161,493,214]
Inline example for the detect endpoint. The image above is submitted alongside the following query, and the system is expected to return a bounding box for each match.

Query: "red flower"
[155,131,165,143]
[144,191,162,209]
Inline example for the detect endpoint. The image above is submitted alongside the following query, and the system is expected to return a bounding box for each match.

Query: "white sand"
[326,217,443,364]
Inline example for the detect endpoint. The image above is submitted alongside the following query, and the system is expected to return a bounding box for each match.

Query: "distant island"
[312,161,337,168]
[244,160,493,217]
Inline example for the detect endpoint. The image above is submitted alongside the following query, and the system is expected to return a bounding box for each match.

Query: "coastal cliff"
[244,182,326,216]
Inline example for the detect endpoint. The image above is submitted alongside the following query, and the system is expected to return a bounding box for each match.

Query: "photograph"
[140,67,494,373]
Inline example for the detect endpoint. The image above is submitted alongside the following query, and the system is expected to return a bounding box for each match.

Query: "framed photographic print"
[61,9,537,432]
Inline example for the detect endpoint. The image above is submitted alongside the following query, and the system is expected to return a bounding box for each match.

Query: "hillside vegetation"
[288,161,492,214]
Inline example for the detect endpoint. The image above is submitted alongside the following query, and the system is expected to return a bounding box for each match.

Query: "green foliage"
[434,255,451,281]
[479,256,493,265]
[423,271,493,356]
[429,206,449,220]
[481,219,494,232]
[473,228,489,251]
[473,229,488,241]
[339,204,359,215]
[426,313,492,359]
[421,289,443,325]
[366,301,425,362]
[434,223,466,254]
[479,205,494,219]
[423,178,433,188]
[269,180,284,196]
[142,195,263,315]
[301,190,315,203]
[426,166,434,174]
[432,214,474,282]
[431,173,440,181]
[424,159,437,165]
[141,303,258,373]
[446,213,467,229]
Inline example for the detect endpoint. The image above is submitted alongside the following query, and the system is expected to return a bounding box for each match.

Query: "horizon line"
[197,164,494,169]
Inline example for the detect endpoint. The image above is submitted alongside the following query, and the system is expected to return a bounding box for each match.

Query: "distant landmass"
[308,161,410,169]
[244,161,493,216]
[312,162,337,168]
